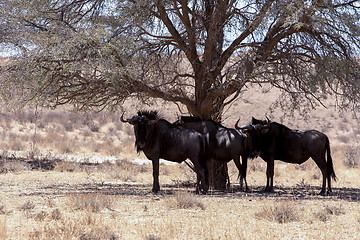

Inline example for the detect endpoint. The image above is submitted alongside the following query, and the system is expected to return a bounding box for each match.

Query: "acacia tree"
[1,0,360,189]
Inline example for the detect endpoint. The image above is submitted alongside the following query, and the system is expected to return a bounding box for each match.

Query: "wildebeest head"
[251,117,271,125]
[235,118,270,158]
[121,111,158,150]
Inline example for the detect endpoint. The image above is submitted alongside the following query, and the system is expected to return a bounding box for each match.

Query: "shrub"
[344,146,359,168]
[0,217,6,240]
[315,204,345,222]
[67,193,114,213]
[166,191,205,210]
[255,201,299,224]
[34,211,47,222]
[54,161,81,172]
[29,213,119,240]
[51,209,62,221]
[19,200,35,211]
[0,202,6,215]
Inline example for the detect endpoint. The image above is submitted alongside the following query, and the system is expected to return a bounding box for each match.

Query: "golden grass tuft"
[166,191,205,210]
[18,200,36,212]
[28,210,119,240]
[67,193,114,213]
[255,200,300,224]
[315,204,345,222]
[0,216,6,240]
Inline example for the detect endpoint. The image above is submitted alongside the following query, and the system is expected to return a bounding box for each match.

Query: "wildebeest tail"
[326,137,337,181]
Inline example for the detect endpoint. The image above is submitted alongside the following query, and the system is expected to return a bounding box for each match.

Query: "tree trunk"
[208,159,229,190]
[189,96,230,191]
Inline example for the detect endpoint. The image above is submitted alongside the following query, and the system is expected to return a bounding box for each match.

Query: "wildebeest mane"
[138,110,176,128]
[271,122,292,132]
[138,110,159,120]
[180,116,222,129]
[252,118,292,133]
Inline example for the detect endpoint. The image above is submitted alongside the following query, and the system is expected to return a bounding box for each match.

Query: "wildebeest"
[173,116,249,191]
[121,111,208,194]
[236,117,336,194]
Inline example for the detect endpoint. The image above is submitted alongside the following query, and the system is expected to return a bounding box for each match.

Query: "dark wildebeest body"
[121,111,208,194]
[174,116,249,191]
[236,117,336,194]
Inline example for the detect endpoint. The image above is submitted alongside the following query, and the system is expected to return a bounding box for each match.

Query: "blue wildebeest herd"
[121,111,336,195]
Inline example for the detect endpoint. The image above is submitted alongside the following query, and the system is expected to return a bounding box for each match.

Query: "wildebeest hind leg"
[191,160,208,194]
[265,159,274,192]
[312,156,328,194]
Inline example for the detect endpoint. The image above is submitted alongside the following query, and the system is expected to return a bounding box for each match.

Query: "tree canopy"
[1,0,360,119]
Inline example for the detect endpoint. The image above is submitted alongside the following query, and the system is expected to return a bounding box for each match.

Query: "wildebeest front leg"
[152,158,160,193]
[233,158,247,191]
[265,158,274,192]
[241,156,249,191]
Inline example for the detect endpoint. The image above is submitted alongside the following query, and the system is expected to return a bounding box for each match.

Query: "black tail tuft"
[326,137,337,181]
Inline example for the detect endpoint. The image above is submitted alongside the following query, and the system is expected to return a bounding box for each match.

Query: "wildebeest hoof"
[201,189,208,195]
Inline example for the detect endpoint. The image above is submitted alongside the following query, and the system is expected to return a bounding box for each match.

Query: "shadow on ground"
[22,181,360,202]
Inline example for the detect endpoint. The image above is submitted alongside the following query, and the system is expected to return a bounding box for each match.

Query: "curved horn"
[235,118,241,129]
[120,112,128,123]
[265,116,271,124]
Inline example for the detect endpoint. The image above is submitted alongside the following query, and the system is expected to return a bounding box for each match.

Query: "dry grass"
[165,191,206,210]
[67,193,114,213]
[255,200,300,223]
[0,164,359,239]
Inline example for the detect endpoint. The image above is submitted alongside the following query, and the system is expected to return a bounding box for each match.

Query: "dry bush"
[315,204,345,222]
[89,123,100,133]
[34,211,48,222]
[18,200,36,212]
[145,234,162,240]
[255,201,300,224]
[107,160,150,182]
[166,191,205,210]
[67,193,114,213]
[50,209,62,221]
[63,120,74,132]
[54,161,81,172]
[0,158,28,173]
[248,158,265,172]
[0,201,7,215]
[343,145,359,168]
[29,211,118,240]
[7,135,26,151]
[88,140,119,155]
[0,217,6,240]
[295,178,311,190]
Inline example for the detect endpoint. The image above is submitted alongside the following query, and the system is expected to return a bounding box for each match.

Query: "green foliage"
[0,0,359,117]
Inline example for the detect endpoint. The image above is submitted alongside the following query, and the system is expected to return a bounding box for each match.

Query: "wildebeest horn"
[235,119,241,129]
[121,112,138,124]
[265,116,271,124]
[120,112,128,123]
